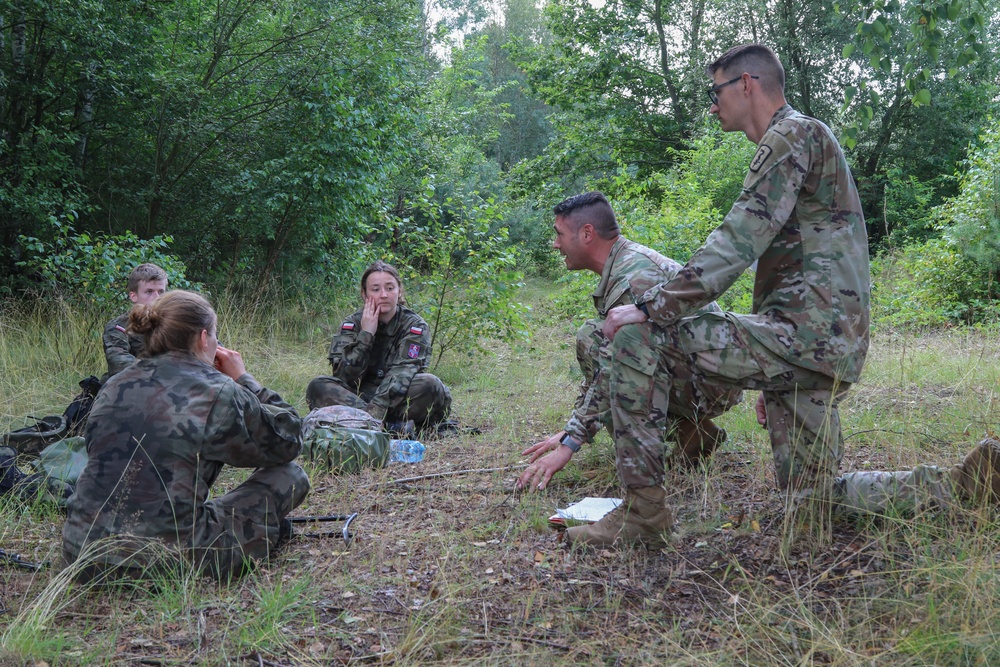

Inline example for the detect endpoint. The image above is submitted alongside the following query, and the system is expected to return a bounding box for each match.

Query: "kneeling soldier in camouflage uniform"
[306,260,451,435]
[517,192,744,545]
[592,43,1000,546]
[63,291,309,583]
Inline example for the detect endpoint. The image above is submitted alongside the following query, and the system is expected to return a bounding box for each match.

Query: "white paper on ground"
[552,497,622,524]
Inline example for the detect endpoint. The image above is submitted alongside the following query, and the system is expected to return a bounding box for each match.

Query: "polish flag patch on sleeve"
[409,326,423,335]
[115,325,127,333]
[341,322,355,331]
[408,344,421,359]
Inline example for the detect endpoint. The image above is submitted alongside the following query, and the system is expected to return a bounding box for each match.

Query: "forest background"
[1,0,999,341]
[4,2,1000,665]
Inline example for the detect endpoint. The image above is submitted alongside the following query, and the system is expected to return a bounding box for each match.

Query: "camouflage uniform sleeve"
[365,320,431,421]
[103,316,135,376]
[564,370,608,445]
[625,263,677,309]
[638,127,801,324]
[328,313,373,384]
[201,374,302,468]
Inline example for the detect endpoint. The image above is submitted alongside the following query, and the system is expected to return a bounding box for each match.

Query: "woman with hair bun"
[63,290,309,582]
[306,260,452,435]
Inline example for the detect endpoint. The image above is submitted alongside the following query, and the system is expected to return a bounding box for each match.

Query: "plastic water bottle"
[389,439,425,463]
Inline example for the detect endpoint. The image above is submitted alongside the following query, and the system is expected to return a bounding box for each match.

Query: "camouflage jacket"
[565,237,723,442]
[63,351,302,566]
[102,312,146,378]
[636,105,870,382]
[327,306,432,421]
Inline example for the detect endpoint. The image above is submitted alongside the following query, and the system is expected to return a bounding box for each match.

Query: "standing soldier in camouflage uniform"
[518,193,743,507]
[101,263,168,380]
[306,260,452,435]
[63,291,309,582]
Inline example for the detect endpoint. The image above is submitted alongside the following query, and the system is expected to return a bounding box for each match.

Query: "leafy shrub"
[871,238,999,327]
[17,216,197,311]
[882,167,938,246]
[938,115,1000,273]
[390,182,530,368]
[498,200,563,275]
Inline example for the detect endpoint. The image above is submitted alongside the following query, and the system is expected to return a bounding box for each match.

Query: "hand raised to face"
[360,296,380,335]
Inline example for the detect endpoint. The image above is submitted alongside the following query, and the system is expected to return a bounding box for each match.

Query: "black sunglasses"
[706,75,759,105]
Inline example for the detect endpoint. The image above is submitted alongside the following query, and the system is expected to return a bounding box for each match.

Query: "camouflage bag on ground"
[301,406,390,474]
[0,436,82,508]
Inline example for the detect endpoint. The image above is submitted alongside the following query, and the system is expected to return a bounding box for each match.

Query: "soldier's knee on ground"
[305,376,362,411]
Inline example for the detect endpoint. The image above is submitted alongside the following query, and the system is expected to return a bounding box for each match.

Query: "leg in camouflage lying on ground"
[192,461,310,580]
[835,437,1000,515]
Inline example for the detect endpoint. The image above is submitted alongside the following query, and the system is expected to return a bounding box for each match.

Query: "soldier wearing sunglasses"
[597,43,871,542]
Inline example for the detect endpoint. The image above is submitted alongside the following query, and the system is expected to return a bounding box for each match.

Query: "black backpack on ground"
[1,375,101,457]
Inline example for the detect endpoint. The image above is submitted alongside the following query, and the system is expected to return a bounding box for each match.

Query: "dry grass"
[3,286,1000,665]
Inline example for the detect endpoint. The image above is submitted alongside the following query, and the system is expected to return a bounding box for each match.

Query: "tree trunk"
[651,0,684,125]
[74,62,97,168]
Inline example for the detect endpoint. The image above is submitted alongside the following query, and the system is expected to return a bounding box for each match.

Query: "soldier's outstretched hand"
[521,431,563,462]
[517,438,573,492]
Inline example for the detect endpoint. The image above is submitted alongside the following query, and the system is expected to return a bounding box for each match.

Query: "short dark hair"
[553,191,620,240]
[707,44,785,96]
[127,263,167,294]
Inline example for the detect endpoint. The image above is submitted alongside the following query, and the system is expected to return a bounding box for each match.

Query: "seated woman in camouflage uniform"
[306,260,452,435]
[62,291,309,582]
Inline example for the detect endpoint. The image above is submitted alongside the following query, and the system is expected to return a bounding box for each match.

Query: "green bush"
[390,182,530,368]
[882,167,938,246]
[938,115,1000,272]
[17,216,197,310]
[871,238,999,327]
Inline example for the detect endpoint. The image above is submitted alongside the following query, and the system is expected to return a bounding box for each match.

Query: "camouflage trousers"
[65,462,310,583]
[834,467,962,516]
[575,317,743,488]
[608,313,848,499]
[306,374,452,429]
[193,461,310,580]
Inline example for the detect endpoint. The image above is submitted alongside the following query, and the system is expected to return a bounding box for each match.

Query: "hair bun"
[127,304,156,336]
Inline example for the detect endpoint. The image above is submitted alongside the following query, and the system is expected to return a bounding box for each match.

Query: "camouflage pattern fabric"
[101,312,147,379]
[612,106,869,506]
[562,237,743,487]
[306,306,451,428]
[62,351,309,582]
[603,308,849,498]
[834,467,959,516]
[834,437,1000,516]
[635,105,870,384]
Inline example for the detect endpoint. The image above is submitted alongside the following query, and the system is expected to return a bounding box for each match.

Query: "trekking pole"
[0,548,49,571]
[288,513,358,547]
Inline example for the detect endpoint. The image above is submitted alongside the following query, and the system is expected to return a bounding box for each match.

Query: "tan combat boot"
[949,436,1000,505]
[665,418,727,470]
[564,486,673,548]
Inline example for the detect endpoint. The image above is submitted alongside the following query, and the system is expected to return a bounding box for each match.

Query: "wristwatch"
[635,301,650,317]
[559,432,582,453]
